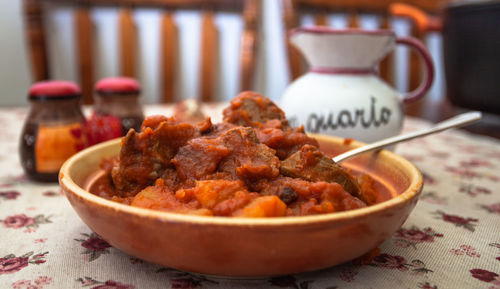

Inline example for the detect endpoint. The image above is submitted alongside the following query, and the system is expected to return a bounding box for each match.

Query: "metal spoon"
[333,111,482,163]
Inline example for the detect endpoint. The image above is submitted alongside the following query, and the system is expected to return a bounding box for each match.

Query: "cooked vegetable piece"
[176,180,260,216]
[131,180,211,216]
[234,196,287,217]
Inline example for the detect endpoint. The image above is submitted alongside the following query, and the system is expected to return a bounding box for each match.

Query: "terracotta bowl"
[59,134,422,277]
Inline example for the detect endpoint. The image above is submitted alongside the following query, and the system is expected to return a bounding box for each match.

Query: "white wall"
[0,0,444,107]
[0,0,32,106]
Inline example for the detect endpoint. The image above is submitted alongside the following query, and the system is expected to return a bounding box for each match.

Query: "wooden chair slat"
[23,0,49,81]
[160,11,178,103]
[379,14,393,84]
[199,11,218,102]
[119,7,136,78]
[239,0,259,91]
[314,13,328,26]
[75,6,94,104]
[347,11,359,28]
[283,0,303,81]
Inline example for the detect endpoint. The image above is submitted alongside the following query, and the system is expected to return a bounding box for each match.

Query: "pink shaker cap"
[28,80,81,100]
[95,77,141,95]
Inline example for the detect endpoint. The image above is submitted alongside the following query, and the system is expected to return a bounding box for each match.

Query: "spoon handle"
[332,111,482,163]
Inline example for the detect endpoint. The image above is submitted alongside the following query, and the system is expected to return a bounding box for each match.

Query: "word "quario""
[306,97,392,133]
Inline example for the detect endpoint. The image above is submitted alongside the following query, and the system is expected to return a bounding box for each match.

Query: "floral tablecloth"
[1,105,499,289]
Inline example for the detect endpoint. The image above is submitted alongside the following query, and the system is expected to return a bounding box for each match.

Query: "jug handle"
[395,37,435,104]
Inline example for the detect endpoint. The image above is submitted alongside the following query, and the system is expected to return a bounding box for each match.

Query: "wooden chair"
[281,0,446,93]
[23,0,259,104]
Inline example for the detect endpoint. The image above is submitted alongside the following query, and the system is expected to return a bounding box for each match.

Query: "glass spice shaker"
[19,80,87,182]
[86,77,144,145]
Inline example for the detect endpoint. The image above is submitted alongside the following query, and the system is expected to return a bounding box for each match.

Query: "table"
[1,105,499,289]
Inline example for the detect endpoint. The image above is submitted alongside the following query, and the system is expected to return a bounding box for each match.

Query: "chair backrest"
[281,0,445,91]
[23,0,259,104]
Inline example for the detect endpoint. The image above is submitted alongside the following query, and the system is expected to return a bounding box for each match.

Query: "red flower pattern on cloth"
[420,191,448,205]
[1,214,52,233]
[446,166,499,181]
[0,256,28,275]
[459,183,491,197]
[76,277,135,289]
[445,166,478,179]
[129,257,143,264]
[480,203,500,215]
[0,190,20,201]
[82,237,111,251]
[422,173,437,185]
[156,267,219,288]
[92,281,134,289]
[0,252,48,275]
[460,159,492,168]
[339,268,359,282]
[394,226,443,249]
[370,254,432,274]
[434,210,478,232]
[470,268,500,288]
[74,232,111,262]
[450,245,481,257]
[2,214,34,229]
[11,276,52,289]
[489,243,500,262]
[41,190,60,197]
[0,175,28,188]
[371,254,409,271]
[418,282,438,289]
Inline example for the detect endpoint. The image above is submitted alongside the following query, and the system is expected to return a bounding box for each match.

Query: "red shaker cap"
[95,77,141,95]
[28,80,81,100]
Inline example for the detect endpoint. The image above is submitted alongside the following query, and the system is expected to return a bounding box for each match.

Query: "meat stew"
[92,92,380,217]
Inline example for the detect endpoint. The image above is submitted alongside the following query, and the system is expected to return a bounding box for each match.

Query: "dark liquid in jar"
[19,122,58,182]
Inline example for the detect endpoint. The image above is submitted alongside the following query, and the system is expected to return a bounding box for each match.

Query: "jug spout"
[290,27,396,71]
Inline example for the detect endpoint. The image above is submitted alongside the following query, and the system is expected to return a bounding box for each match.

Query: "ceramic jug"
[281,27,434,143]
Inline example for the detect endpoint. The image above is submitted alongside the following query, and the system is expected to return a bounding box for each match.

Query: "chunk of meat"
[111,119,201,196]
[218,127,280,180]
[280,145,363,201]
[223,91,289,129]
[256,126,319,159]
[172,137,230,181]
[140,115,171,130]
[142,115,213,134]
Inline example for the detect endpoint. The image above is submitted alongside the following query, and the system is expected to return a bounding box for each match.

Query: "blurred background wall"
[0,0,444,107]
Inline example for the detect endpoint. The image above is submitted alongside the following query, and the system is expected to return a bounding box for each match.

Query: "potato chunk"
[234,196,287,217]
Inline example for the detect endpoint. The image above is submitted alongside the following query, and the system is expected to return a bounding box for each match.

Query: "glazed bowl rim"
[59,134,423,227]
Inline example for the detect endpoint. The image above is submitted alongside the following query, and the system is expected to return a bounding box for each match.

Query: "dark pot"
[443,1,500,114]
